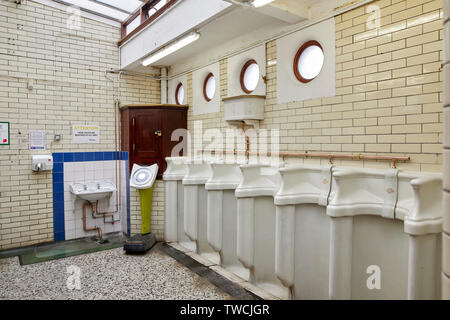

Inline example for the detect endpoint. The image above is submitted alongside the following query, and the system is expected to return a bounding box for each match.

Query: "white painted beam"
[256,0,310,23]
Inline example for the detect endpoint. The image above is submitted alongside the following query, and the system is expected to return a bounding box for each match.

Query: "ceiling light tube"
[251,0,274,8]
[142,32,200,67]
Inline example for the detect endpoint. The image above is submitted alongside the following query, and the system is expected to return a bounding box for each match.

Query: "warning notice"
[72,125,100,144]
[0,122,9,145]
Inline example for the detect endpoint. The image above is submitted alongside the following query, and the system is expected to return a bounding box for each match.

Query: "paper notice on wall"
[29,130,46,150]
[72,125,100,144]
[0,122,9,145]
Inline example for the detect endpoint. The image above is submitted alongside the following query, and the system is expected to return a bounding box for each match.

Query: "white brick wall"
[0,0,161,249]
[1,0,445,249]
[187,0,444,172]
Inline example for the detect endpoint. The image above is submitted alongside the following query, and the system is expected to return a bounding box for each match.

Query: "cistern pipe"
[241,121,250,160]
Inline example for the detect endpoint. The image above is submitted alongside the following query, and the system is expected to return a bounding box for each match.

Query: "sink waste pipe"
[90,200,121,224]
[83,202,104,242]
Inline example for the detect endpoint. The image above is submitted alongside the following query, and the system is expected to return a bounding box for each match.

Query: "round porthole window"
[240,59,260,94]
[293,40,324,83]
[203,72,215,102]
[175,82,184,105]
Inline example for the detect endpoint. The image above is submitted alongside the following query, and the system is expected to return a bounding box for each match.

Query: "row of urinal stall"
[163,156,444,300]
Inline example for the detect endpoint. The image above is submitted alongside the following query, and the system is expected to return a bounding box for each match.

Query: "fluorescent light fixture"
[142,32,200,66]
[252,0,274,8]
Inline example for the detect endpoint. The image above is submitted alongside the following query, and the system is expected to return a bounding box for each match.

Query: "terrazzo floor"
[0,244,232,300]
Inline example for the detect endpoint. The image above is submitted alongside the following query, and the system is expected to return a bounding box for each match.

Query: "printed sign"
[0,122,9,145]
[72,125,100,144]
[29,130,46,150]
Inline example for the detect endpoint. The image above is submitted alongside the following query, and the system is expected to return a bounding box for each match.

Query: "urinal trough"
[236,162,290,299]
[163,157,196,252]
[206,160,249,281]
[183,158,220,265]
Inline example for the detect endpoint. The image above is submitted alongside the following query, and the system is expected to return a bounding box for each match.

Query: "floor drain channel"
[158,242,261,300]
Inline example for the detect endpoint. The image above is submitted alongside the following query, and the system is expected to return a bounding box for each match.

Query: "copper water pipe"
[104,98,120,224]
[200,149,410,167]
[93,201,117,220]
[114,99,119,207]
[83,202,103,240]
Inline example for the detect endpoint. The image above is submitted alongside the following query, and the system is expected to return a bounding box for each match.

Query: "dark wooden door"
[130,109,163,172]
[160,109,188,174]
[123,106,188,179]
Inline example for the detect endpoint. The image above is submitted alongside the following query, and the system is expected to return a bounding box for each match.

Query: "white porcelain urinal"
[397,172,442,300]
[163,157,196,252]
[183,158,220,265]
[326,168,442,300]
[235,162,290,299]
[274,164,333,299]
[206,160,249,281]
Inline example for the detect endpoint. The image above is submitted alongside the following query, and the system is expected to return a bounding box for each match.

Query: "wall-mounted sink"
[70,181,116,202]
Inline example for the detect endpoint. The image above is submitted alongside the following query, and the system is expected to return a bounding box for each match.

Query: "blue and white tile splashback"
[52,152,130,241]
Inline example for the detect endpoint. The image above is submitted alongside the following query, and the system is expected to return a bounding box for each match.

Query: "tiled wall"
[52,152,129,241]
[0,1,161,249]
[442,0,450,300]
[186,0,443,172]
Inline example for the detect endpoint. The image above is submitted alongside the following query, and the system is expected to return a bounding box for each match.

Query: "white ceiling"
[123,0,365,74]
[153,7,290,67]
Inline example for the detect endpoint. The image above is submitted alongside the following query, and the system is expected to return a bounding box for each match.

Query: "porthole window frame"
[203,72,215,102]
[293,40,324,84]
[175,82,184,105]
[240,59,259,94]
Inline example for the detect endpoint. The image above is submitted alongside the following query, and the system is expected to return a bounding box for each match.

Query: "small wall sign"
[29,130,46,150]
[72,125,100,144]
[0,122,9,145]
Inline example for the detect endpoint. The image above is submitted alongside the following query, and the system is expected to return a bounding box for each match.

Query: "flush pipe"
[200,149,410,168]
[241,121,250,160]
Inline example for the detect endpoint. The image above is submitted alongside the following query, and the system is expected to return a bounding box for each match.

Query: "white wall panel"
[192,62,221,115]
[276,18,336,104]
[227,45,266,97]
[168,74,188,105]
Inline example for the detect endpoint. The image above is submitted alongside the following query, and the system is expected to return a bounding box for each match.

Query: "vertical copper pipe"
[117,100,122,210]
[114,99,119,209]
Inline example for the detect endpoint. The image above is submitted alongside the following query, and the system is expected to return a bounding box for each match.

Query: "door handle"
[154,130,162,137]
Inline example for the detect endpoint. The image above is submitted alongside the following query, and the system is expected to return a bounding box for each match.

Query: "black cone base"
[124,233,156,254]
